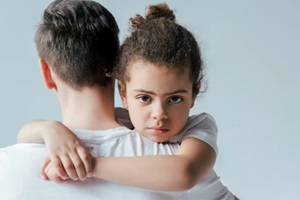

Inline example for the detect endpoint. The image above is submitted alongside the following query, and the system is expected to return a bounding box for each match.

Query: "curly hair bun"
[146,3,175,21]
[130,3,175,32]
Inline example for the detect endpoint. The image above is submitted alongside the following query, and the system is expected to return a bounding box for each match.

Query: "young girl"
[18,3,237,198]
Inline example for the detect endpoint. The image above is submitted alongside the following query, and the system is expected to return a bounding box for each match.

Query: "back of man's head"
[35,0,119,89]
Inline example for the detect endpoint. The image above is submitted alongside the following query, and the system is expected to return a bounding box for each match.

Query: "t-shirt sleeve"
[168,113,218,154]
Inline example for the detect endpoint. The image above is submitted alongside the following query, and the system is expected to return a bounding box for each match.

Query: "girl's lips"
[148,127,169,134]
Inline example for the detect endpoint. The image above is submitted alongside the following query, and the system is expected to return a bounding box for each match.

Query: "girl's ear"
[39,59,56,90]
[118,81,128,109]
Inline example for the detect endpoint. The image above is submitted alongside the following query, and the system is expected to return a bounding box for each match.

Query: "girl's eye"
[138,96,151,103]
[169,96,183,103]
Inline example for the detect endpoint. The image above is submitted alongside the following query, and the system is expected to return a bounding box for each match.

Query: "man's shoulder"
[0,143,45,151]
[0,143,47,162]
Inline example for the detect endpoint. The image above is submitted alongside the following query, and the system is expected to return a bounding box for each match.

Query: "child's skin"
[18,3,217,191]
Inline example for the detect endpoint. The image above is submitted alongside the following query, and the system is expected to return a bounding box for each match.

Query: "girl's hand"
[41,121,94,181]
[41,157,69,183]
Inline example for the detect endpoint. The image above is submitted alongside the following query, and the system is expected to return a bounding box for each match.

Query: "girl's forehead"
[126,60,193,88]
[127,60,190,75]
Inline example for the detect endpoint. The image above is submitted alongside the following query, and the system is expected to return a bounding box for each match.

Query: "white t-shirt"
[0,114,234,200]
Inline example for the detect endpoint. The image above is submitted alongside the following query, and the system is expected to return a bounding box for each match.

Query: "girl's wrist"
[43,120,62,143]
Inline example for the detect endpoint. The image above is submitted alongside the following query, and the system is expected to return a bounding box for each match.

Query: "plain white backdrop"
[0,0,299,199]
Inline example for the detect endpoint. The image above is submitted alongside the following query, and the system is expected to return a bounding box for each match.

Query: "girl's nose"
[151,103,168,120]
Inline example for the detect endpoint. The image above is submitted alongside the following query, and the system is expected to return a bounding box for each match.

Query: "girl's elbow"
[174,172,199,191]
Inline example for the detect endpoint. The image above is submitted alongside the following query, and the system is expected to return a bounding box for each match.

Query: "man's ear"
[39,59,56,90]
[118,81,128,109]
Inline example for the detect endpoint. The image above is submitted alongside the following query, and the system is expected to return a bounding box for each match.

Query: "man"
[0,0,234,199]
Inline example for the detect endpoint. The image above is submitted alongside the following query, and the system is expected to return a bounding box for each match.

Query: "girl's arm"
[92,137,216,191]
[91,113,217,191]
[17,120,54,143]
[17,120,93,181]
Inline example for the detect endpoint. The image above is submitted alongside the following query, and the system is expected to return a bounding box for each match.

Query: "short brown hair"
[35,0,119,88]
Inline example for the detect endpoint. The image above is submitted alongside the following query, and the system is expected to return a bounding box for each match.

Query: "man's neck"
[56,85,121,130]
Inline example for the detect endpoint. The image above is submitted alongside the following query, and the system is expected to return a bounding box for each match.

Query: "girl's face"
[120,60,196,142]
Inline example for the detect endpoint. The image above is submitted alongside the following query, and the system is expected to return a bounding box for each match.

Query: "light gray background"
[0,0,299,199]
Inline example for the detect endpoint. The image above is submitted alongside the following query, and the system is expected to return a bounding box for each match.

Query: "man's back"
[0,126,234,200]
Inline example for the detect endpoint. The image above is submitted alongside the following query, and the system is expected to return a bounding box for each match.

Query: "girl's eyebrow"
[166,89,188,95]
[133,89,155,94]
[133,89,188,95]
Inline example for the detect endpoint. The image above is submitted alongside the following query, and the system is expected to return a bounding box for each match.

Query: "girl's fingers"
[41,158,51,180]
[77,146,93,177]
[68,152,86,180]
[50,154,70,180]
